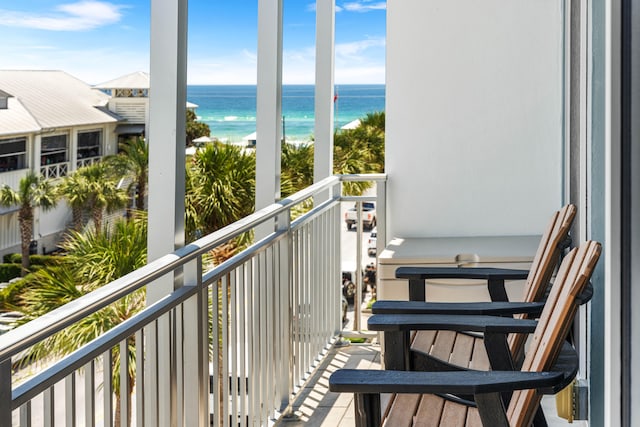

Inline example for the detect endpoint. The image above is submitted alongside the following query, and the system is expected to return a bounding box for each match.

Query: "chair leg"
[475,392,510,427]
[532,405,548,427]
[354,393,382,427]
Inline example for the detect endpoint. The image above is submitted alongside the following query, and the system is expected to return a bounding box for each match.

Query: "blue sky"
[0,1,386,85]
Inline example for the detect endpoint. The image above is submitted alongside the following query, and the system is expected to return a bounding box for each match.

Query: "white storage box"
[378,235,541,302]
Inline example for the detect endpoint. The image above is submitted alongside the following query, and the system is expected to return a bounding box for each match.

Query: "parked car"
[367,228,377,256]
[344,202,376,231]
[341,262,368,304]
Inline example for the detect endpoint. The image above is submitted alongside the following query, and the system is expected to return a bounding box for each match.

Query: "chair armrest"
[395,267,529,302]
[329,369,564,395]
[395,267,530,281]
[372,300,545,316]
[368,314,538,334]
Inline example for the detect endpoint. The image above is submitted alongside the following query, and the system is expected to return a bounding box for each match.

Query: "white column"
[604,0,621,424]
[255,0,283,239]
[147,0,188,426]
[147,0,188,299]
[314,0,336,192]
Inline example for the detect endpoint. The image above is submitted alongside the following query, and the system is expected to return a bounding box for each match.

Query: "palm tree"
[57,170,90,231]
[333,111,385,195]
[15,213,148,426]
[281,142,314,197]
[78,163,129,231]
[106,138,149,211]
[0,172,57,275]
[185,142,255,241]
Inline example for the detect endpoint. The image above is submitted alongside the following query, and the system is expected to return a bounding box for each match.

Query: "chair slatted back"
[507,204,576,355]
[507,241,601,426]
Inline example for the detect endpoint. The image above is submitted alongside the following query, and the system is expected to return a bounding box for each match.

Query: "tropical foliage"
[281,142,314,198]
[105,137,149,211]
[14,213,148,426]
[0,172,57,274]
[58,163,129,232]
[185,142,255,241]
[186,109,211,147]
[334,111,385,195]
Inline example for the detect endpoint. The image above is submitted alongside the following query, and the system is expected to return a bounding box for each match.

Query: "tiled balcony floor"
[275,342,587,427]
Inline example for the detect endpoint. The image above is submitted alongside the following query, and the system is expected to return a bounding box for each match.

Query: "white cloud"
[336,38,385,61]
[0,1,124,31]
[341,1,386,12]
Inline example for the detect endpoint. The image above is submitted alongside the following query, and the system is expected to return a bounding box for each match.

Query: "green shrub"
[2,254,62,266]
[0,264,21,282]
[0,277,27,311]
[3,253,21,264]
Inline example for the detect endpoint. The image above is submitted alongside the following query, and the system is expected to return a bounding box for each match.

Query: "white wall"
[386,0,564,238]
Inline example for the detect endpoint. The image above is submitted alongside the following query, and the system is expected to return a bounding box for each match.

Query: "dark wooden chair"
[329,241,601,427]
[372,204,577,371]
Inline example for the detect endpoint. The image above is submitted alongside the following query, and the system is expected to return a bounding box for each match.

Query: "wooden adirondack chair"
[329,241,601,427]
[372,204,577,371]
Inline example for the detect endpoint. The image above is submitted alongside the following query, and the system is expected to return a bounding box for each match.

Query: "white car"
[367,228,377,256]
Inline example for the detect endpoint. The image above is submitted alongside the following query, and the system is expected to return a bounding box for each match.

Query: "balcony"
[0,173,588,426]
[0,174,386,426]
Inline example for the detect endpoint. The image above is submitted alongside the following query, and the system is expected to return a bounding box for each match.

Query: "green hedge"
[0,264,21,282]
[3,254,62,266]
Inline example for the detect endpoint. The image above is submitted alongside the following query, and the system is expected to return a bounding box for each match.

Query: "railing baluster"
[239,263,247,427]
[119,339,129,427]
[135,330,144,427]
[20,402,31,426]
[43,386,54,427]
[230,270,238,425]
[84,361,94,427]
[103,349,113,427]
[65,374,75,427]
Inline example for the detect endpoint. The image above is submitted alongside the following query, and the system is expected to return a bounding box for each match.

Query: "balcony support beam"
[314,0,336,199]
[255,0,284,240]
[147,0,188,426]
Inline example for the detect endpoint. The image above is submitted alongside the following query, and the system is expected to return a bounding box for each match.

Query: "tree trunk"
[136,175,146,211]
[18,205,33,276]
[92,205,103,232]
[72,206,83,231]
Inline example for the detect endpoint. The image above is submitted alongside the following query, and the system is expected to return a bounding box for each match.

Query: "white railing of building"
[76,156,102,169]
[0,173,386,427]
[39,162,69,179]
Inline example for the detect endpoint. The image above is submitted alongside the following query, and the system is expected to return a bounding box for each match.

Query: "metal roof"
[0,98,41,135]
[0,70,119,134]
[94,71,150,89]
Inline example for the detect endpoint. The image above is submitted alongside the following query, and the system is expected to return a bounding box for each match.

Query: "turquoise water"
[187,84,385,143]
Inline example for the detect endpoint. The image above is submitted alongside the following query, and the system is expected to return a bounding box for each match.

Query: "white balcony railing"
[76,156,102,169]
[40,162,69,179]
[0,174,386,427]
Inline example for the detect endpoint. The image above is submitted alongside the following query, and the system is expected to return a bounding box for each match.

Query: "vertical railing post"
[354,201,363,331]
[275,208,292,412]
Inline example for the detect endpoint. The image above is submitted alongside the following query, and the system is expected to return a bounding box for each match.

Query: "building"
[0,70,121,257]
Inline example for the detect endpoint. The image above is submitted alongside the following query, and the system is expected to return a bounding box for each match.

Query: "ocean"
[186,84,385,144]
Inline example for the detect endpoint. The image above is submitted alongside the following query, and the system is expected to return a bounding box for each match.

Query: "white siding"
[386,0,564,238]
[0,212,20,256]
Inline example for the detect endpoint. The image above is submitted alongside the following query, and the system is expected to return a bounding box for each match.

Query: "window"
[77,130,102,159]
[115,88,148,98]
[0,137,26,172]
[41,134,68,166]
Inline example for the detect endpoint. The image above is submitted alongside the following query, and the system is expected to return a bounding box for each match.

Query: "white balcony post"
[314,0,336,198]
[147,0,188,425]
[255,0,284,240]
